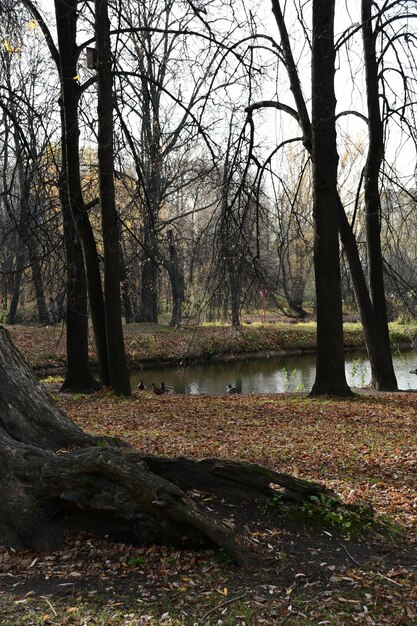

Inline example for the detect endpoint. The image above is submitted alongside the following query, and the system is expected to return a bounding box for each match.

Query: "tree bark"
[166,230,185,328]
[229,267,241,327]
[6,256,23,325]
[119,242,134,324]
[95,0,131,396]
[270,0,396,392]
[310,0,351,396]
[336,198,397,390]
[59,158,100,392]
[54,0,110,387]
[136,256,159,323]
[30,254,50,325]
[361,0,397,389]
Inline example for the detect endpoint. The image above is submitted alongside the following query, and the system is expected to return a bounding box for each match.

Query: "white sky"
[26,0,417,185]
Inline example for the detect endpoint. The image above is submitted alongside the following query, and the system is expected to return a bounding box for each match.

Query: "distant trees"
[270,153,314,319]
[0,2,58,326]
[111,0,244,326]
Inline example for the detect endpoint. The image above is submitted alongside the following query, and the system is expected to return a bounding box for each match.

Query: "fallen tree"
[0,326,335,566]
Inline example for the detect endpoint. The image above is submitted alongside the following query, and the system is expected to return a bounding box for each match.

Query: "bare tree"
[245,0,401,391]
[94,0,131,395]
[309,0,350,395]
[0,4,53,325]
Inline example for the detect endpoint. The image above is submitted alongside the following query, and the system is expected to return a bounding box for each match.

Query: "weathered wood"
[40,448,255,566]
[0,327,94,449]
[141,456,335,501]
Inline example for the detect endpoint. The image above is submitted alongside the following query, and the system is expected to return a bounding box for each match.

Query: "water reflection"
[131,350,417,394]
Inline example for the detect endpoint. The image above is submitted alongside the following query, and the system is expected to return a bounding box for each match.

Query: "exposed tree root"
[0,326,334,567]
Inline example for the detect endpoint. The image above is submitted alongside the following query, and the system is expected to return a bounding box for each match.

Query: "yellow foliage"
[4,40,21,53]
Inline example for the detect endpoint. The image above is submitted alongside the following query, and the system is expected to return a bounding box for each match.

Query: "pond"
[131,349,417,394]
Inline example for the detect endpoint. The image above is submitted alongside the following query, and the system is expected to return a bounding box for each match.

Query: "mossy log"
[0,326,333,566]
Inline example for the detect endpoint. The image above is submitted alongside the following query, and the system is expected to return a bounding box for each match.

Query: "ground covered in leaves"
[1,386,416,625]
[1,324,416,624]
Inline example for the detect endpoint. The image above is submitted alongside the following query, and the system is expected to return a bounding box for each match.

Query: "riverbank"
[6,321,417,374]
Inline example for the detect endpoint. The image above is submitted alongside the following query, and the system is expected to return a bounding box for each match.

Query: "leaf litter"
[1,326,416,624]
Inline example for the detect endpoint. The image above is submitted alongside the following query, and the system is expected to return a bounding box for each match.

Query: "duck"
[226,384,240,395]
[161,382,174,394]
[410,369,417,374]
[137,380,146,390]
[151,383,163,396]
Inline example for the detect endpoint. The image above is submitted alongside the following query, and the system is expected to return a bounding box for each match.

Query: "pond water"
[131,349,417,394]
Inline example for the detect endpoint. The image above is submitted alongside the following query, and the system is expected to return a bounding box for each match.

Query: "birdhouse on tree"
[86,47,97,69]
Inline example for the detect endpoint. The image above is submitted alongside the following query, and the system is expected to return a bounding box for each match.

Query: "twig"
[40,596,57,617]
[376,572,405,588]
[337,543,361,567]
[201,593,246,620]
[373,547,398,563]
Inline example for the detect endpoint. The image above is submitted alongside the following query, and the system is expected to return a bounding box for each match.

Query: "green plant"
[287,493,383,533]
[350,357,368,387]
[40,352,55,361]
[41,375,64,384]
[281,367,305,392]
[271,489,401,537]
[123,555,147,567]
[270,493,284,509]
[94,438,111,447]
[215,548,234,566]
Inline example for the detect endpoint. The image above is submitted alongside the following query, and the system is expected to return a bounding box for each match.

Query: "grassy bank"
[7,321,417,372]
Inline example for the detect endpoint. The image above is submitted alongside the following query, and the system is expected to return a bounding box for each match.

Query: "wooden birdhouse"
[86,47,97,69]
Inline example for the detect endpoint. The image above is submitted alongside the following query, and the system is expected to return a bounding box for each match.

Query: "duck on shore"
[152,382,174,395]
[151,383,163,395]
[226,384,240,395]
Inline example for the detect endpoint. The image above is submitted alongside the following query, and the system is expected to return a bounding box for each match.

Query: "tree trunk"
[119,242,134,324]
[336,198,397,390]
[95,0,131,395]
[59,160,100,392]
[229,266,241,327]
[6,256,23,325]
[136,256,159,323]
[0,326,334,565]
[54,0,110,388]
[270,0,395,392]
[361,0,397,389]
[310,0,351,396]
[166,230,185,328]
[29,250,50,325]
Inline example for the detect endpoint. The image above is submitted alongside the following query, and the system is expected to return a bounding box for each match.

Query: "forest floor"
[0,324,416,625]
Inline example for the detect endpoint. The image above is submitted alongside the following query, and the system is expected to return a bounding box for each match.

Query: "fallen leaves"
[1,324,416,624]
[56,389,417,535]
